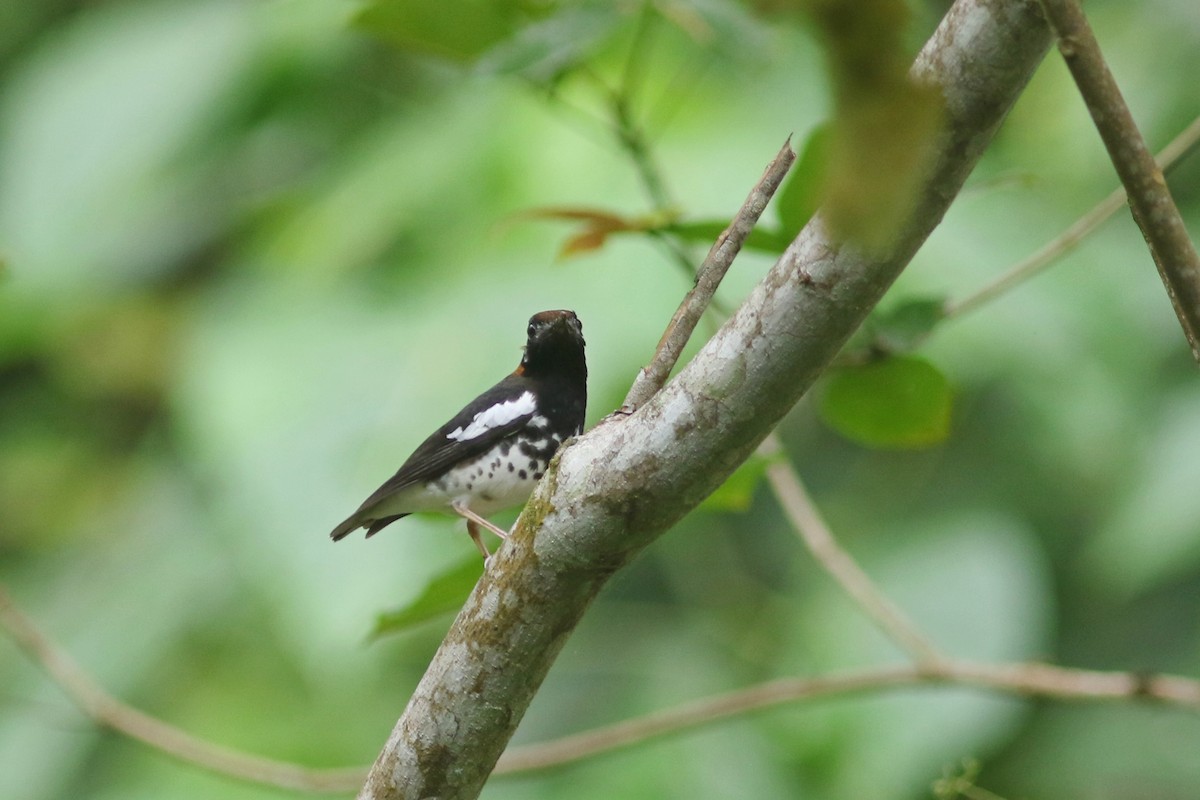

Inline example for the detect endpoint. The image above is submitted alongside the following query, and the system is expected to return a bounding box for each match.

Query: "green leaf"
[868,296,946,353]
[370,557,482,639]
[700,452,780,513]
[354,0,524,61]
[820,355,952,449]
[775,122,831,238]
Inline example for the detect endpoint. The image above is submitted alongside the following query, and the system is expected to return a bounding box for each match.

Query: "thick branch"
[361,3,1055,798]
[1039,0,1200,362]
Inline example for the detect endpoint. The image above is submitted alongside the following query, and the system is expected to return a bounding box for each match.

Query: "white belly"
[390,438,555,517]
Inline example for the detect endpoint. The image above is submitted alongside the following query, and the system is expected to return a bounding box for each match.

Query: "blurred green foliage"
[820,355,952,448]
[1,1,1199,799]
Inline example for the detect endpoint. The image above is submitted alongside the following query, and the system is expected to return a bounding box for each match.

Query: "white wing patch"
[447,391,536,442]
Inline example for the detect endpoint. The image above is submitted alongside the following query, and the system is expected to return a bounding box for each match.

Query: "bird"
[329,309,587,559]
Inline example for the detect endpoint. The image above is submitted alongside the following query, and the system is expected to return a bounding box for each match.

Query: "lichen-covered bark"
[359,2,1054,798]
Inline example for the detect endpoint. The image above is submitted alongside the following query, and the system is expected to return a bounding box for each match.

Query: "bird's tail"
[330,514,364,542]
[329,512,408,541]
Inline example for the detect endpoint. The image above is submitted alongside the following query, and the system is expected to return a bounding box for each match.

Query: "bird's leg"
[465,520,492,560]
[452,502,509,540]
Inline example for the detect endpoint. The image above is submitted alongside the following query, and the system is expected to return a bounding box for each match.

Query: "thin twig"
[8,581,1200,785]
[496,665,919,773]
[578,66,704,284]
[946,114,1200,319]
[617,1,658,124]
[621,138,797,411]
[933,657,1200,706]
[0,585,365,794]
[496,658,1200,774]
[614,4,669,212]
[1039,0,1200,363]
[757,434,945,665]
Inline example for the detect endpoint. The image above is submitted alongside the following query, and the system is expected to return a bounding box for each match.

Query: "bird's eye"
[528,323,537,337]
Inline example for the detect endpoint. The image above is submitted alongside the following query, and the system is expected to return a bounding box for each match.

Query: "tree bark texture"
[359,2,1055,797]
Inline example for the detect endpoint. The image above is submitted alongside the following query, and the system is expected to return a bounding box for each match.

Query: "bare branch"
[622,138,796,412]
[8,576,1200,787]
[496,659,1200,774]
[932,658,1200,706]
[0,585,365,795]
[1038,0,1200,362]
[496,666,921,774]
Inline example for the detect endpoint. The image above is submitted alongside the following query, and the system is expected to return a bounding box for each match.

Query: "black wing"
[344,373,535,515]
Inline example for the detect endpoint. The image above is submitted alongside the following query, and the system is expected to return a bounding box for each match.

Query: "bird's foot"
[453,502,510,540]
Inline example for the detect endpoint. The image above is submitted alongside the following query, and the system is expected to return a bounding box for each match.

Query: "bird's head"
[520,309,586,380]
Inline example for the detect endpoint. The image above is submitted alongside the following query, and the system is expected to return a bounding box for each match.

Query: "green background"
[1,1,1199,798]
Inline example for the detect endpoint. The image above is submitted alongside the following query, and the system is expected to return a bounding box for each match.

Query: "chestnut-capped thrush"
[329,309,587,559]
